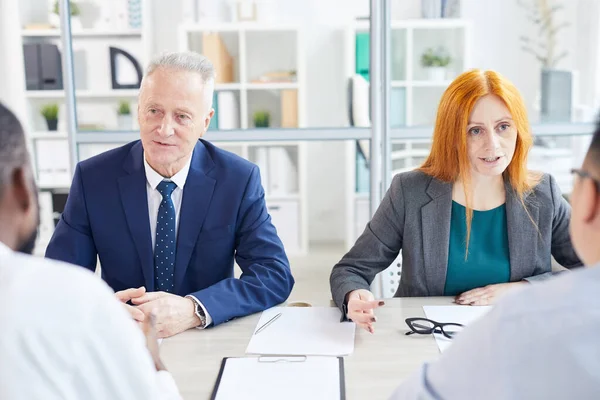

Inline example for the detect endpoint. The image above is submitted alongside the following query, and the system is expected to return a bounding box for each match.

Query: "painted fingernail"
[370,316,377,322]
[378,301,385,306]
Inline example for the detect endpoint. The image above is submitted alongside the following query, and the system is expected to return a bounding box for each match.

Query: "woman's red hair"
[419,69,540,250]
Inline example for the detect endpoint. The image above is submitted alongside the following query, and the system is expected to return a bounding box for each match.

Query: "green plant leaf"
[40,103,59,121]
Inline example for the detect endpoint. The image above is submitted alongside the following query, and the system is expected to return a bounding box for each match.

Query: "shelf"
[26,89,139,99]
[21,28,142,38]
[246,82,299,90]
[29,131,68,139]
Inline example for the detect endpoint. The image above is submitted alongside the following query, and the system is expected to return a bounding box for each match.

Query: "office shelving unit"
[344,19,472,252]
[16,0,153,254]
[178,23,309,255]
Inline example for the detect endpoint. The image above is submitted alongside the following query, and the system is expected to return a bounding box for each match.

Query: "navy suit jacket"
[46,140,294,325]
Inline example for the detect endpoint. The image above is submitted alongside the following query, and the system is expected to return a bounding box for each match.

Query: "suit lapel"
[421,178,453,295]
[505,182,539,280]
[118,142,155,291]
[174,141,216,291]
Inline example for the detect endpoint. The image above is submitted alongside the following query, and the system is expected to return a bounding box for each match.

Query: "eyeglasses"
[571,169,600,193]
[405,317,464,340]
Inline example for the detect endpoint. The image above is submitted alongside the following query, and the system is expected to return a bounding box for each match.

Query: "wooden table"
[161,297,454,399]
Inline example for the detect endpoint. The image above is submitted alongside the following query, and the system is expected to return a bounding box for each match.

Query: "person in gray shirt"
[390,118,600,400]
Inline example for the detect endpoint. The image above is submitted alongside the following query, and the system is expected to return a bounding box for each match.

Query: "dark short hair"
[0,103,29,197]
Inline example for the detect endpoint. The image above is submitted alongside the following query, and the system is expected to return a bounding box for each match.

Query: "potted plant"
[117,101,133,130]
[41,103,59,131]
[253,110,271,128]
[49,0,82,30]
[421,47,451,81]
[518,0,570,122]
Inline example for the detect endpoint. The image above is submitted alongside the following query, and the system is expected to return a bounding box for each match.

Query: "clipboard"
[211,356,346,400]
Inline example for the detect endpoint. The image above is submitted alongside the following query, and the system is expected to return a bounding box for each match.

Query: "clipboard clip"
[257,355,308,363]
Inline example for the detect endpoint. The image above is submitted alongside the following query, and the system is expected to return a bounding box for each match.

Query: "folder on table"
[211,356,346,400]
[246,307,356,356]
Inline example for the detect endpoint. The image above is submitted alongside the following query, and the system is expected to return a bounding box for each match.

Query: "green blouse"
[444,201,511,296]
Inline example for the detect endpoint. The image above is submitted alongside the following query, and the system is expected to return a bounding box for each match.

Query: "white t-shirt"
[0,242,182,400]
[390,264,600,400]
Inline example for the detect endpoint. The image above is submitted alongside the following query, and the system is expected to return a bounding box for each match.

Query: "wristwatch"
[190,297,207,328]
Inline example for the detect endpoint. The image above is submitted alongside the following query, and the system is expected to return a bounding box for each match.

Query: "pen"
[254,312,282,335]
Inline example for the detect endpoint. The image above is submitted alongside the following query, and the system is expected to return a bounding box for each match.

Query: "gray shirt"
[390,264,600,400]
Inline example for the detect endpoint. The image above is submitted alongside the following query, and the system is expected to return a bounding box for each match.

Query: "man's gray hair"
[145,51,215,84]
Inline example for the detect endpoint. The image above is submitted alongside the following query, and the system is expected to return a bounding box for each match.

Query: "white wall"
[0,0,29,129]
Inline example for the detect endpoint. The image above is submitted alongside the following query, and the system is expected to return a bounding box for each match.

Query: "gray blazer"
[330,170,582,311]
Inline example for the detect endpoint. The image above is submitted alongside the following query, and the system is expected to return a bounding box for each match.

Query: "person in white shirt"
[390,119,600,399]
[0,103,182,400]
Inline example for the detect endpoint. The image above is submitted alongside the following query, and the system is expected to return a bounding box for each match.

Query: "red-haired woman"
[330,69,582,333]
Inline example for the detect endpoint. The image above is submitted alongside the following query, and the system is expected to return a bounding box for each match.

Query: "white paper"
[246,307,355,356]
[423,305,492,353]
[214,357,342,400]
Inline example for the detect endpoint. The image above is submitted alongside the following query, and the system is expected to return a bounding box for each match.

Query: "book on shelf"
[251,71,297,83]
[23,24,54,31]
[35,139,71,188]
[280,89,298,128]
[216,91,239,130]
[209,91,219,130]
[254,147,270,191]
[252,147,297,197]
[203,33,234,83]
[267,147,298,196]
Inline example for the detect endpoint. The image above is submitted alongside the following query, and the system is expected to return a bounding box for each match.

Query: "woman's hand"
[345,289,385,334]
[455,282,527,306]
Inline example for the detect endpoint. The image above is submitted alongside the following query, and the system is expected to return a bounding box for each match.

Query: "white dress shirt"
[144,155,213,327]
[390,264,600,400]
[0,242,182,400]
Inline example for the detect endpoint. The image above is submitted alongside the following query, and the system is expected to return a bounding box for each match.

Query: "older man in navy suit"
[46,52,294,337]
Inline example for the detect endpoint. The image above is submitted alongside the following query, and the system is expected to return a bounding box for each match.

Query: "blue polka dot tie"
[154,180,177,292]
